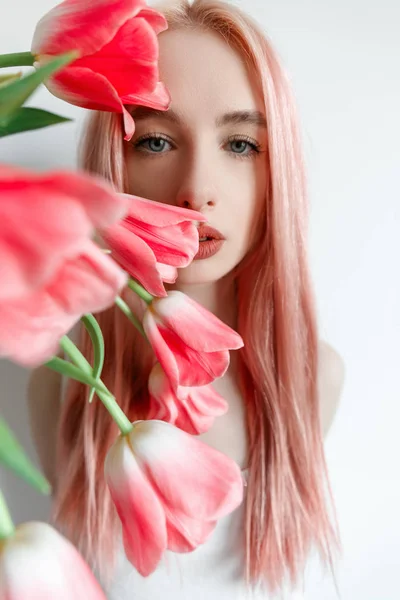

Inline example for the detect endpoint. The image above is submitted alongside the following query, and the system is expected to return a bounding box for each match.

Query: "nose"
[178,196,216,212]
[175,152,217,213]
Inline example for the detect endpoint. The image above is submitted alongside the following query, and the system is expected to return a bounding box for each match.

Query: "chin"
[175,256,238,286]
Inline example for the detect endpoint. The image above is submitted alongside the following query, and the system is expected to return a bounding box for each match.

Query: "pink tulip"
[104,420,243,576]
[143,291,244,387]
[148,363,228,434]
[155,262,179,285]
[31,0,171,141]
[101,194,205,297]
[0,522,106,599]
[0,165,129,366]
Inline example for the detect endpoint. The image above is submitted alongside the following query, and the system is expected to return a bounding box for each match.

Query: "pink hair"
[51,0,339,593]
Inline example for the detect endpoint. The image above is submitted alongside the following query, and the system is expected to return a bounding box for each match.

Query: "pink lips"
[194,224,225,260]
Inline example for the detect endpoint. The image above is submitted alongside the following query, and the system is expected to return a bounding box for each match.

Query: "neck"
[167,274,237,330]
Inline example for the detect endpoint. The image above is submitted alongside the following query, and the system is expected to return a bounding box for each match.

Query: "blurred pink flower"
[105,420,243,576]
[0,164,129,366]
[143,291,244,387]
[148,363,228,434]
[101,194,205,297]
[0,521,106,599]
[31,0,171,140]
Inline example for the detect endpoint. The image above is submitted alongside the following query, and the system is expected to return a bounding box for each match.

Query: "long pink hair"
[51,0,339,592]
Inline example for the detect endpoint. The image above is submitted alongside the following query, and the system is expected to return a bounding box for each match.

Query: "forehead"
[153,28,264,123]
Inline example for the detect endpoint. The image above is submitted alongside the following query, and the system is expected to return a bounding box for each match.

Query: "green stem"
[127,278,154,305]
[0,52,35,68]
[45,356,107,397]
[80,314,105,403]
[58,337,133,436]
[0,489,15,541]
[115,295,146,338]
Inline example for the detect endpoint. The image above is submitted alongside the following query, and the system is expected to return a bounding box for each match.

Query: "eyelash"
[131,132,261,160]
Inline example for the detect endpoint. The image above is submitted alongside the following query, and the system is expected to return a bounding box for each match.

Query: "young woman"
[27,0,345,598]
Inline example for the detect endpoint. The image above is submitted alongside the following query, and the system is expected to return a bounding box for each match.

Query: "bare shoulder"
[317,340,346,436]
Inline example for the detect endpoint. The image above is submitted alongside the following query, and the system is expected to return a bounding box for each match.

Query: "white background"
[0,1,399,598]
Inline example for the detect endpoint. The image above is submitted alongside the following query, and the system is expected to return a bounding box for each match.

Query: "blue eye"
[134,135,171,153]
[132,133,261,159]
[228,138,260,158]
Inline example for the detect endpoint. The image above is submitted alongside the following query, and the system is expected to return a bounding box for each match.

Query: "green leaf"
[0,50,79,124]
[59,335,93,375]
[0,106,72,137]
[45,356,111,397]
[0,417,51,495]
[55,337,133,436]
[81,314,105,403]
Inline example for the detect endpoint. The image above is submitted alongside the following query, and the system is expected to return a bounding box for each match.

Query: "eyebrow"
[130,106,267,129]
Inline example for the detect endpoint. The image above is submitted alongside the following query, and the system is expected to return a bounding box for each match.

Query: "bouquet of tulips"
[0,0,245,597]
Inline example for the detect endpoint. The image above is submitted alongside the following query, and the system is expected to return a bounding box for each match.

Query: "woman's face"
[126,28,267,285]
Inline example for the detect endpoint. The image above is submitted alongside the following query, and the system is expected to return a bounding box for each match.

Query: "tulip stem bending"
[0,52,35,68]
[128,278,154,305]
[0,489,15,541]
[115,295,146,338]
[59,336,133,436]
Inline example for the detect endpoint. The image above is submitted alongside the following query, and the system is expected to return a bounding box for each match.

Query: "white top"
[100,470,305,600]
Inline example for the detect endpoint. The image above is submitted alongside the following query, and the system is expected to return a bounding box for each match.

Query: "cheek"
[126,155,175,205]
[230,168,266,243]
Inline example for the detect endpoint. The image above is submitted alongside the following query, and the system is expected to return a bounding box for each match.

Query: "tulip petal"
[44,171,130,229]
[121,81,171,110]
[46,240,128,314]
[131,421,244,522]
[31,0,146,57]
[105,435,167,577]
[122,106,136,141]
[0,305,77,367]
[0,522,106,599]
[77,17,159,97]
[0,166,128,301]
[175,385,228,435]
[44,66,126,113]
[143,310,180,387]
[165,511,217,552]
[123,218,199,267]
[156,262,177,283]
[148,364,228,434]
[145,313,231,386]
[0,241,127,366]
[0,189,91,301]
[43,67,137,141]
[119,194,204,227]
[138,7,169,35]
[103,223,167,297]
[185,384,228,416]
[148,363,180,422]
[175,403,215,435]
[153,291,244,352]
[0,166,129,231]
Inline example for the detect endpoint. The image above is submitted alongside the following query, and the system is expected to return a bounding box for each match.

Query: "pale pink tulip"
[143,291,244,387]
[148,363,228,434]
[31,0,171,140]
[101,194,205,297]
[104,420,243,576]
[0,521,106,599]
[155,262,178,284]
[0,165,129,366]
